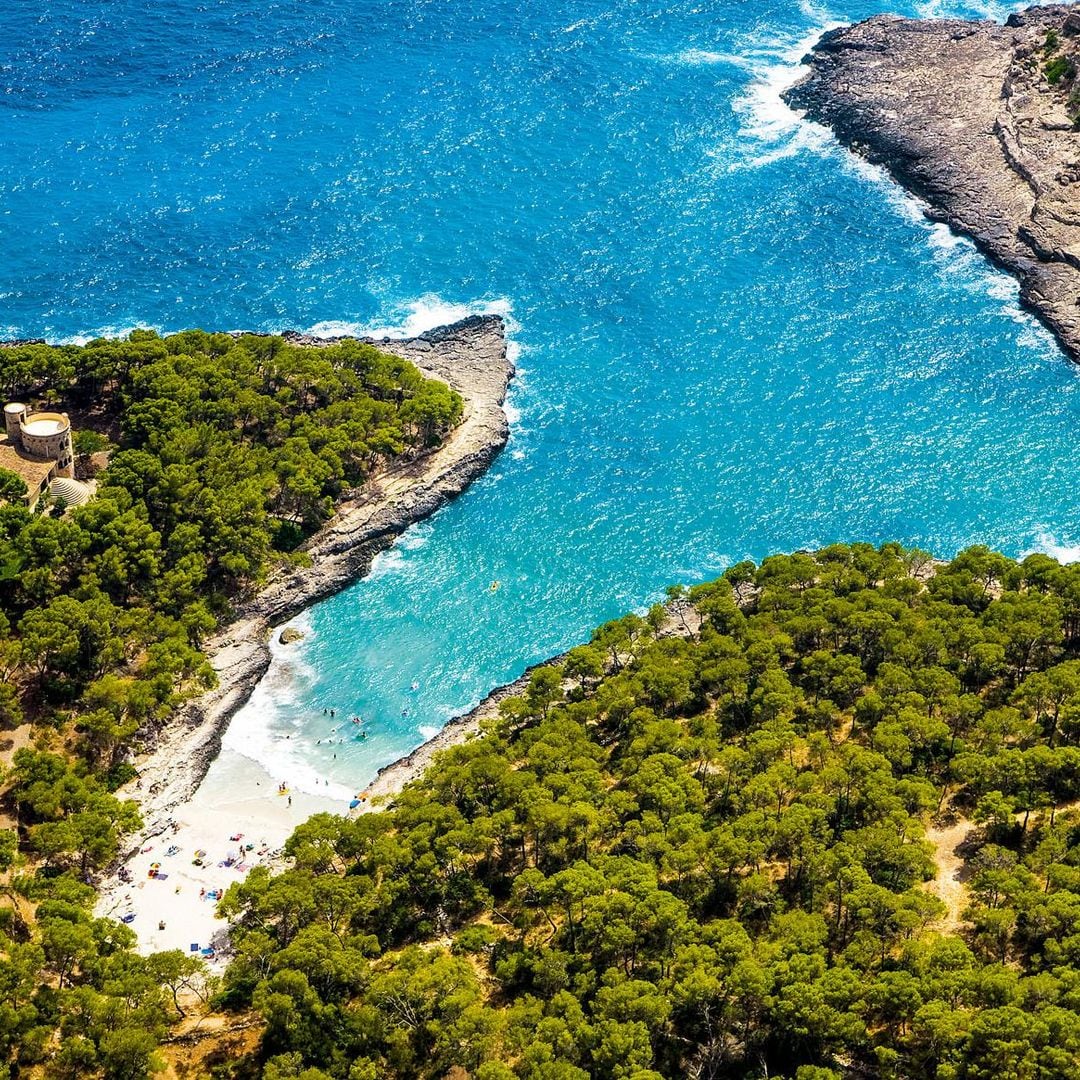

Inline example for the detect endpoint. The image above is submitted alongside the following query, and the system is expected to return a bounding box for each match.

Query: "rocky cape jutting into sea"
[126,314,513,837]
[784,3,1080,360]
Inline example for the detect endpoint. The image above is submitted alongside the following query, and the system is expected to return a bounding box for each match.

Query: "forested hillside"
[221,543,1080,1080]
[0,331,462,1077]
[0,328,460,742]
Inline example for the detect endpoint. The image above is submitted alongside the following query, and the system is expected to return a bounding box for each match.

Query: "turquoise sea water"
[3,0,1079,797]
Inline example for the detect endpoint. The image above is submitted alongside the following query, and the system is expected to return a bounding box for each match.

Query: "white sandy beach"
[96,750,346,963]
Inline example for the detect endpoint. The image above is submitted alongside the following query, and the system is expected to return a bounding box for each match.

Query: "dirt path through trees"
[924,816,976,933]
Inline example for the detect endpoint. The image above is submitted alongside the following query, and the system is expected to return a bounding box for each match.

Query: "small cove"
[1,0,1078,796]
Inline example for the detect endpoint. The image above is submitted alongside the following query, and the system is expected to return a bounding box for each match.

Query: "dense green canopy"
[3,334,1079,1078]
[0,330,462,1078]
[221,543,1080,1080]
[0,329,461,745]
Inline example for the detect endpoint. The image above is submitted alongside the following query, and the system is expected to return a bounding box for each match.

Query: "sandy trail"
[924,817,976,933]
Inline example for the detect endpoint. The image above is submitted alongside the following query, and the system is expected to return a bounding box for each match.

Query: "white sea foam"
[915,0,1053,19]
[57,322,163,346]
[306,294,519,341]
[218,612,356,801]
[417,724,441,741]
[840,153,928,225]
[675,49,744,66]
[39,296,523,355]
[364,544,410,582]
[724,16,845,170]
[1024,533,1080,564]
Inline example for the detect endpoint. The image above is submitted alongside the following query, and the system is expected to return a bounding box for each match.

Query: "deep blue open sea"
[4,0,1079,797]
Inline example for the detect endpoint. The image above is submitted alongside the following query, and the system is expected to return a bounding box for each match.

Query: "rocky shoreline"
[122,314,514,839]
[784,4,1080,361]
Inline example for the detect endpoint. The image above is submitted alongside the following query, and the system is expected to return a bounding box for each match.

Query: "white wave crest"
[307,294,519,341]
[1023,533,1080,564]
[57,322,164,346]
[915,0,1041,20]
[727,19,844,170]
[219,612,355,801]
[398,523,430,551]
[675,49,743,66]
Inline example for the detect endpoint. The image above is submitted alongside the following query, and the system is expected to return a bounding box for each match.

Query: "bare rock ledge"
[784,3,1080,360]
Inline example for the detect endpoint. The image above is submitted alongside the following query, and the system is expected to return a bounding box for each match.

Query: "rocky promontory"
[124,314,514,830]
[784,4,1080,359]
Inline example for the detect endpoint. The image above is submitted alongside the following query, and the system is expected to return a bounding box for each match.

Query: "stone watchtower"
[4,403,75,479]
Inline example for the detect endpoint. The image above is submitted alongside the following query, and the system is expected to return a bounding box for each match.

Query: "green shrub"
[1044,54,1075,84]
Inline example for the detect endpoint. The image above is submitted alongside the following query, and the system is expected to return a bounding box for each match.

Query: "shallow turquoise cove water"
[3,0,1078,795]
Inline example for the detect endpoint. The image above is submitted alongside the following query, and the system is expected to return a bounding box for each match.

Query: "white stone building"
[0,403,91,508]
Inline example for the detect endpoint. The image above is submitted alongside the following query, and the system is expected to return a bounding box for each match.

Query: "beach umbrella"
[349,799,360,809]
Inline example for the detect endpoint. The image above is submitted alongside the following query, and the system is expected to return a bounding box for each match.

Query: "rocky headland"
[784,4,1080,359]
[123,314,513,835]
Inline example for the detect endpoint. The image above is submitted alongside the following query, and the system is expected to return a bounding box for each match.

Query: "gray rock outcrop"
[784,4,1080,359]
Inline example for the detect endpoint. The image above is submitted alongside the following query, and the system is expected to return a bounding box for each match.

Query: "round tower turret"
[19,412,74,477]
[4,403,26,443]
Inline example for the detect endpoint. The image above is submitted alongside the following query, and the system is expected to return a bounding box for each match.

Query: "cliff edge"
[784,4,1080,359]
